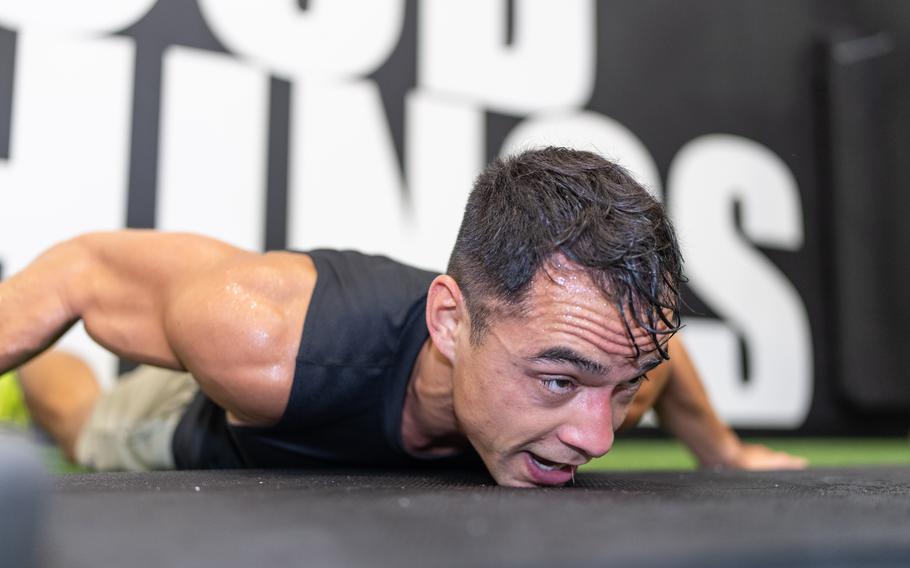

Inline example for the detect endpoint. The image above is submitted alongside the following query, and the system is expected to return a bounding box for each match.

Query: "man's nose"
[558,390,615,459]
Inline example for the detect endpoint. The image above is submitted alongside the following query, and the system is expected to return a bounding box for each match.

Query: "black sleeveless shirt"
[171,249,481,470]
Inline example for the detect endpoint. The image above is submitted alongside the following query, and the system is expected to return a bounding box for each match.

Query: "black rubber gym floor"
[36,466,910,568]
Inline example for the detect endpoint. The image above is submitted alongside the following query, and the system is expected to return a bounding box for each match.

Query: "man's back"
[173,250,476,470]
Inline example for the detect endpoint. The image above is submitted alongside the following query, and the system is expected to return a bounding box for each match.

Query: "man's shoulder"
[302,248,438,279]
[304,249,438,303]
[296,249,436,366]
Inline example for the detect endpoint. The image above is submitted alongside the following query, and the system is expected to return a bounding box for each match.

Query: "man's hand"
[702,440,808,471]
[633,335,810,472]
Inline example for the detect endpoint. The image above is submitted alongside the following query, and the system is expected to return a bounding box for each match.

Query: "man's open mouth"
[524,452,578,485]
[528,453,574,472]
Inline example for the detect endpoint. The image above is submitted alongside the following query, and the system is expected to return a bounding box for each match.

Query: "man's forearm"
[652,336,808,470]
[0,230,237,374]
[653,336,741,468]
[0,238,88,374]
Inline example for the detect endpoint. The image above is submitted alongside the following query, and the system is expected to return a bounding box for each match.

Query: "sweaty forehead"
[520,258,658,357]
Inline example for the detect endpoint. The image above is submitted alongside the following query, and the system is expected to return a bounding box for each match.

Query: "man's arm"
[622,335,807,470]
[0,230,317,425]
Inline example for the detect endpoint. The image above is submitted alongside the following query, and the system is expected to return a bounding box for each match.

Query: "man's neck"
[400,339,466,456]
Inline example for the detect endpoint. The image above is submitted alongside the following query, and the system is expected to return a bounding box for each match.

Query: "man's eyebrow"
[529,347,609,376]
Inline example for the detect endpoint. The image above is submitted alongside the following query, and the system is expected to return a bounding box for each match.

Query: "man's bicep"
[71,231,245,369]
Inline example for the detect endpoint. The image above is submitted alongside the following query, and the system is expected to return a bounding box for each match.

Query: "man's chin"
[494,475,570,488]
[484,462,534,487]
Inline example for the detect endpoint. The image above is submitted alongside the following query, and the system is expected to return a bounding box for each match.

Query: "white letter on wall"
[198,0,404,80]
[288,80,407,255]
[157,46,269,251]
[0,0,156,34]
[403,91,485,271]
[668,134,812,427]
[420,0,595,113]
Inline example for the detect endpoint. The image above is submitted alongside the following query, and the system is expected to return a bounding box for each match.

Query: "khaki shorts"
[74,365,199,471]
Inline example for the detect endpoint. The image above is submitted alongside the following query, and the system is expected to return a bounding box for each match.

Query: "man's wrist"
[693,428,743,469]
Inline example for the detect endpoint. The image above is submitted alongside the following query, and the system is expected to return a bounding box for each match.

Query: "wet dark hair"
[446,146,684,358]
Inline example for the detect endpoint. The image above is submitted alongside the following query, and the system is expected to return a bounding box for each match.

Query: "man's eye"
[541,377,575,395]
[626,375,649,388]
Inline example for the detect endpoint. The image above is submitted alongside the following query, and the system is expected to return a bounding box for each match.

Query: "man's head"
[426,147,683,486]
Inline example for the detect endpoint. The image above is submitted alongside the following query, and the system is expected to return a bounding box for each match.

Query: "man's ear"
[426,275,467,364]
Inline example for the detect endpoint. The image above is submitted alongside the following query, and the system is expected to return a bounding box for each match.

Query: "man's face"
[451,261,662,487]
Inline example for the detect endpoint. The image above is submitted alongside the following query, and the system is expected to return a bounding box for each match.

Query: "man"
[1,147,804,486]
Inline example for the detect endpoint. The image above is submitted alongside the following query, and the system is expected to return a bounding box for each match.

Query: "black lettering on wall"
[486,0,525,164]
[115,0,228,229]
[265,78,291,251]
[731,199,751,384]
[485,110,522,165]
[505,0,516,46]
[737,334,751,385]
[368,0,418,198]
[122,45,162,230]
[0,27,16,160]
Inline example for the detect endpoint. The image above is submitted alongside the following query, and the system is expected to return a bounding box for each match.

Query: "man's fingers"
[737,444,808,471]
[774,452,809,470]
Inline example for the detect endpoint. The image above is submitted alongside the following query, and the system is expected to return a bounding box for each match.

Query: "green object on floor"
[0,371,30,428]
[0,371,87,473]
[43,446,89,473]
